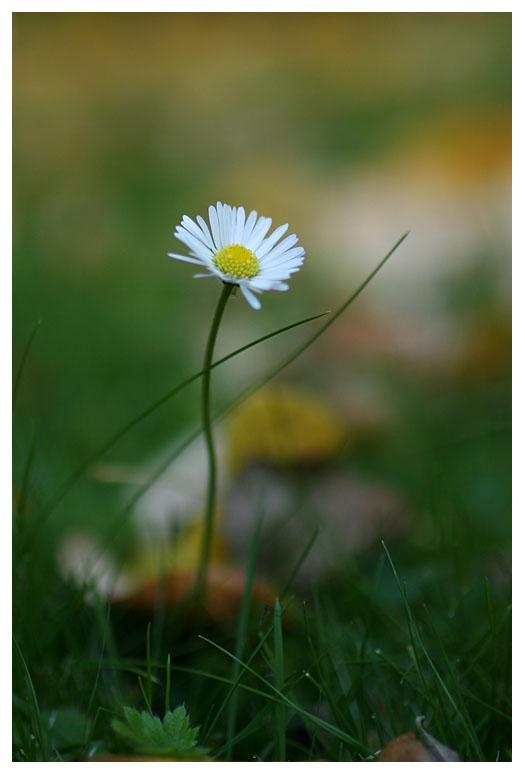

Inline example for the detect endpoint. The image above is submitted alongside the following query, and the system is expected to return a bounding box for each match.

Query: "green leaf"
[163,707,199,752]
[111,705,208,758]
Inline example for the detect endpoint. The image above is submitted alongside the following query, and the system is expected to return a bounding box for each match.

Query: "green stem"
[196,282,234,597]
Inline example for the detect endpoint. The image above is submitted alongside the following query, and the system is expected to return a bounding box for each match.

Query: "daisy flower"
[169,202,305,310]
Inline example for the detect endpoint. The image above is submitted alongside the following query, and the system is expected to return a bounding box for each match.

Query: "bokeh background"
[12,11,512,762]
[13,10,511,600]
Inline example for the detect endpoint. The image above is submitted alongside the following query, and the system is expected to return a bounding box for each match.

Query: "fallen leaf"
[416,716,461,762]
[376,733,434,762]
[377,720,460,762]
[228,384,345,474]
[112,563,275,623]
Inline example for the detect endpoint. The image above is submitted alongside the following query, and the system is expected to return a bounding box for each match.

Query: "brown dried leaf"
[112,563,275,623]
[376,733,434,762]
[416,716,461,762]
[377,721,460,762]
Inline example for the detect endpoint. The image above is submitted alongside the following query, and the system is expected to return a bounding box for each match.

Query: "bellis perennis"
[169,202,305,309]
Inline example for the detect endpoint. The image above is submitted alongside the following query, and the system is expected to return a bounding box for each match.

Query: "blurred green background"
[12,12,512,762]
[13,11,511,555]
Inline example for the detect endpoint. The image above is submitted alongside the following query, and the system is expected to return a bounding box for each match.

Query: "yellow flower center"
[214,244,259,279]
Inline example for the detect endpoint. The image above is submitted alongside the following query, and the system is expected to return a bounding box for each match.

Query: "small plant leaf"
[163,707,199,751]
[111,705,208,758]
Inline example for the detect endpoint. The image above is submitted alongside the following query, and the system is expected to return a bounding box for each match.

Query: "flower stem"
[196,282,234,598]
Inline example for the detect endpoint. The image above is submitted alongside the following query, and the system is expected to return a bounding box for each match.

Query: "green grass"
[12,240,511,761]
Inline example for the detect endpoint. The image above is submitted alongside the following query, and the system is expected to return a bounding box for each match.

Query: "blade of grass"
[82,598,112,747]
[13,636,48,760]
[150,571,166,673]
[206,597,311,752]
[462,604,511,678]
[225,491,265,759]
[273,598,286,761]
[13,319,41,410]
[310,582,356,736]
[14,421,37,548]
[146,622,152,712]
[459,691,511,721]
[373,648,438,708]
[279,527,319,601]
[91,587,126,711]
[215,707,277,759]
[422,603,485,759]
[305,683,323,761]
[382,542,429,693]
[483,576,498,708]
[300,602,342,729]
[165,653,171,716]
[137,675,153,714]
[204,597,294,747]
[120,661,280,703]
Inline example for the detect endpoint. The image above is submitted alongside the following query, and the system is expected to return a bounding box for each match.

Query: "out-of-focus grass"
[13,11,510,530]
[13,12,511,762]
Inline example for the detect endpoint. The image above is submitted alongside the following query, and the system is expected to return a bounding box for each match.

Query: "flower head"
[169,202,305,309]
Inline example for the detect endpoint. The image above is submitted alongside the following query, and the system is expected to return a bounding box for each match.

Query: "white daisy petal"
[170,202,304,309]
[175,227,214,260]
[241,209,258,244]
[226,206,236,244]
[168,252,205,266]
[260,252,300,271]
[258,257,302,273]
[262,234,299,262]
[208,204,222,250]
[217,202,226,240]
[222,202,234,247]
[260,254,305,274]
[228,205,237,243]
[215,202,224,242]
[217,202,230,248]
[260,245,305,267]
[256,223,289,259]
[239,283,262,310]
[196,215,218,252]
[250,277,289,292]
[234,207,246,244]
[246,217,272,252]
[181,215,213,250]
[264,267,302,281]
